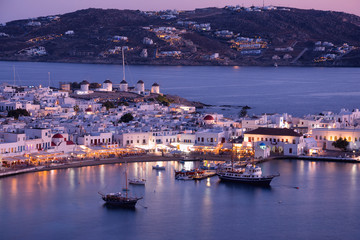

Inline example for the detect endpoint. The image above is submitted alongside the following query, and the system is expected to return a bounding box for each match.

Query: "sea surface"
[0,160,359,240]
[0,61,360,116]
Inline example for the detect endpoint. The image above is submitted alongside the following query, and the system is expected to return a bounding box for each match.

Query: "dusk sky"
[1,0,359,23]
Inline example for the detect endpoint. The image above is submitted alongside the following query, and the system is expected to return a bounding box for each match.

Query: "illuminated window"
[330,136,333,140]
[335,136,338,141]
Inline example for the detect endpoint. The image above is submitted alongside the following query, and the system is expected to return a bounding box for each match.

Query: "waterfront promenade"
[0,153,234,178]
[1,150,359,179]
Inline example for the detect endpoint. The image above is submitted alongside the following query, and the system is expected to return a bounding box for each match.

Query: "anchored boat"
[218,163,279,186]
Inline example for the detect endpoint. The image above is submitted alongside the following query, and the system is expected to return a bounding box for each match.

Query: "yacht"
[218,164,279,186]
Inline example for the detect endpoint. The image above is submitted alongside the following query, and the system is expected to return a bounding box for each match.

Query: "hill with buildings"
[0,6,359,66]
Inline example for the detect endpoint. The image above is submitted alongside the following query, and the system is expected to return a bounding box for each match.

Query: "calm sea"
[0,160,359,240]
[0,61,360,116]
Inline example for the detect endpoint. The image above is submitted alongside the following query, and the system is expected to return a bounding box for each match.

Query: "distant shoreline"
[0,59,358,68]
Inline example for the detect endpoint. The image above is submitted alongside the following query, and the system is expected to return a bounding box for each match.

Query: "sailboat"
[99,161,142,207]
[129,162,146,185]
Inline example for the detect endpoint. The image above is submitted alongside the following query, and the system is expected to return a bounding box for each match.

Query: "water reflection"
[1,160,360,240]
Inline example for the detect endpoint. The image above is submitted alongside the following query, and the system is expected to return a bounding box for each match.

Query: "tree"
[7,109,30,119]
[332,138,349,151]
[239,106,251,118]
[102,101,115,110]
[89,82,101,89]
[70,82,80,90]
[119,113,134,123]
[73,105,79,113]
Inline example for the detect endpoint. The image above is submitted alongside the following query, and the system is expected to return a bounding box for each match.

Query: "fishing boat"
[99,161,142,207]
[175,174,193,180]
[218,163,279,186]
[174,169,204,177]
[152,165,165,170]
[129,178,146,185]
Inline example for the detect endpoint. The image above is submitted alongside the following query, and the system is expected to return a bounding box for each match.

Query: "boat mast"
[13,66,16,86]
[231,142,234,171]
[122,47,125,81]
[125,160,128,197]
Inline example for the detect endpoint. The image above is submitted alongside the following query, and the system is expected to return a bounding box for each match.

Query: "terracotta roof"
[66,140,75,145]
[204,115,214,121]
[51,142,56,146]
[245,127,302,137]
[52,133,64,138]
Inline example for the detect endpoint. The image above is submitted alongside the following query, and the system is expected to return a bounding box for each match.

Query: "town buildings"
[1,81,360,168]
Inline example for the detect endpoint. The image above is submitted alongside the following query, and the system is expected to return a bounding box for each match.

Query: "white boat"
[152,165,165,170]
[218,164,279,186]
[129,178,146,185]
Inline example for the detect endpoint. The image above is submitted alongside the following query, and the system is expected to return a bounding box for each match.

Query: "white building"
[244,127,305,156]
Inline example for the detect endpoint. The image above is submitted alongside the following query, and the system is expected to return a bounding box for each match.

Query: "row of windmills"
[70,79,161,96]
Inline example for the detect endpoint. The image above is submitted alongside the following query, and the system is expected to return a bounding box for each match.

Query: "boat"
[175,174,193,180]
[218,143,279,186]
[152,165,165,170]
[174,169,204,177]
[129,178,146,185]
[98,191,142,208]
[218,163,279,186]
[99,160,142,207]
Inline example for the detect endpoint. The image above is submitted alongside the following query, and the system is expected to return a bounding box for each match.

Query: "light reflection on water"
[1,160,360,240]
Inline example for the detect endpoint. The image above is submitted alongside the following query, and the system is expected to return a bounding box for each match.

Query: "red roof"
[66,141,75,145]
[51,142,56,146]
[52,133,64,138]
[85,108,92,112]
[204,115,214,121]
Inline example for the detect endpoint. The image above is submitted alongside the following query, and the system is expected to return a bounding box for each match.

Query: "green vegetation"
[70,82,80,90]
[102,101,115,110]
[239,105,251,118]
[119,113,134,123]
[332,137,349,151]
[7,109,30,119]
[73,105,79,112]
[156,95,173,106]
[89,82,101,89]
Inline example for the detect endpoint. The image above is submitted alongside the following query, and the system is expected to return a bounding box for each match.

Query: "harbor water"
[0,61,360,116]
[0,160,359,240]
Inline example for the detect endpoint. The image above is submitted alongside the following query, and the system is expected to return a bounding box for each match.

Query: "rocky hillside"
[0,7,359,66]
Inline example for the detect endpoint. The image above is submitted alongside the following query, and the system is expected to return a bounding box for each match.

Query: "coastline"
[0,154,228,179]
[3,152,359,179]
[0,58,359,68]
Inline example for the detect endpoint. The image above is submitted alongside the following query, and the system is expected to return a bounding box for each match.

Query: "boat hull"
[218,174,275,186]
[102,197,140,208]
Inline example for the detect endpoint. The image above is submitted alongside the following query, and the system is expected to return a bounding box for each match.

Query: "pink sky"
[0,0,359,23]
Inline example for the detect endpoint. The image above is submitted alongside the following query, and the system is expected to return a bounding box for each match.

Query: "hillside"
[0,7,359,66]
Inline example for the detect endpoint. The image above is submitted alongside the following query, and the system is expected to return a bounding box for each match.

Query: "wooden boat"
[99,160,142,207]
